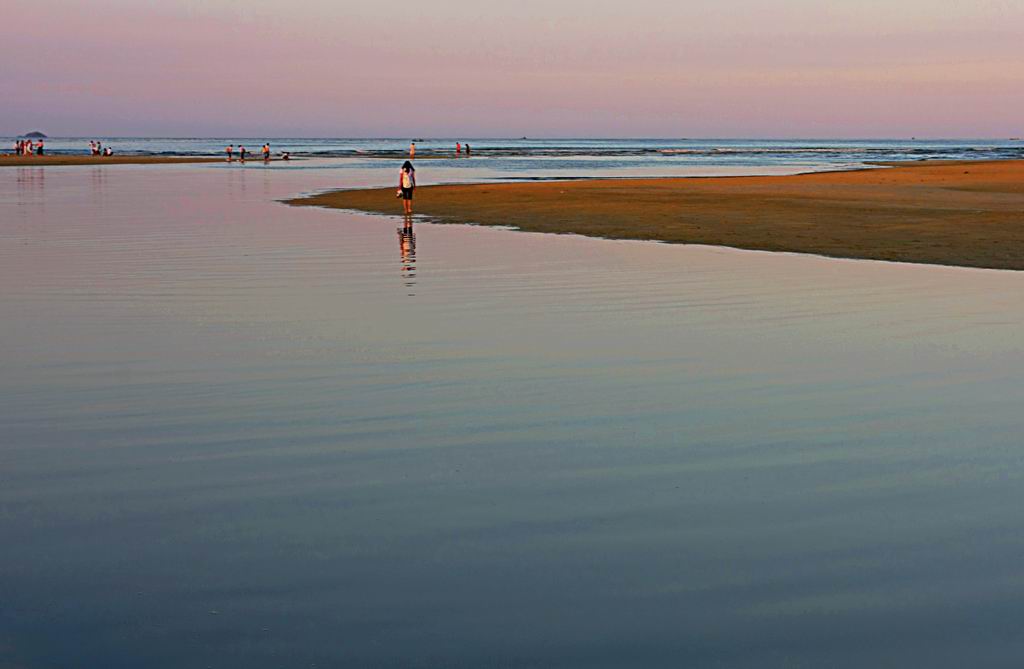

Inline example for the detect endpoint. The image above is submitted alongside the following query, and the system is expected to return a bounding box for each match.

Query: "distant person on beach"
[262,144,270,161]
[281,151,291,161]
[89,141,96,155]
[398,161,416,215]
[456,142,461,156]
[410,142,416,159]
[103,147,113,156]
[15,140,22,156]
[96,142,103,156]
[226,144,234,161]
[36,140,44,155]
[465,143,470,157]
[239,146,247,162]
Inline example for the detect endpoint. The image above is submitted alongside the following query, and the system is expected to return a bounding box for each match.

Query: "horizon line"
[4,135,1022,142]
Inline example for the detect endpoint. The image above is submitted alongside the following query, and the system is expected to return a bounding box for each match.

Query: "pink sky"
[4,0,1023,137]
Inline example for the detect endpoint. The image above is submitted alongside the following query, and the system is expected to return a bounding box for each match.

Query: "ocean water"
[2,161,1024,668]
[4,136,1024,174]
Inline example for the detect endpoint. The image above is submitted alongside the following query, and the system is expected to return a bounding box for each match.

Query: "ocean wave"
[23,140,1024,163]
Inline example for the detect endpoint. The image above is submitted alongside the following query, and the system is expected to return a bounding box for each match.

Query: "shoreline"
[286,159,1024,271]
[0,153,463,166]
[0,155,226,166]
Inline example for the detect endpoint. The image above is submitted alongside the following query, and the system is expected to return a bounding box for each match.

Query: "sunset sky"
[5,0,1023,138]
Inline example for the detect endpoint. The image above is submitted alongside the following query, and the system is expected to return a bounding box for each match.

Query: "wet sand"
[289,159,1024,270]
[0,155,224,166]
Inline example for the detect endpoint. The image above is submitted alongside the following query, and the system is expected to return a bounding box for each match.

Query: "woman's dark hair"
[402,160,414,171]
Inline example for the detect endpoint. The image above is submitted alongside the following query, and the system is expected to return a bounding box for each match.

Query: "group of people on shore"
[7,139,120,157]
[408,142,471,159]
[11,139,44,156]
[225,144,289,162]
[89,141,113,156]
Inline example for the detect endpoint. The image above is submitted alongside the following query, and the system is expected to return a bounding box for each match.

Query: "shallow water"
[2,162,1024,668]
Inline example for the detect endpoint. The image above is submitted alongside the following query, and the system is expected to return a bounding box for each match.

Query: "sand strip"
[287,160,1024,270]
[0,155,226,167]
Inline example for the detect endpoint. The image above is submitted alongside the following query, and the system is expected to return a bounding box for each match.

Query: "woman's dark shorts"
[401,187,414,200]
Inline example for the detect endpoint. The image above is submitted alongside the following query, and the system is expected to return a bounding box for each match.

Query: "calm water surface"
[2,162,1024,668]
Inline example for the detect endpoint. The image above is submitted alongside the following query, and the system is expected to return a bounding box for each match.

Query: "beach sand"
[288,159,1024,270]
[0,155,225,167]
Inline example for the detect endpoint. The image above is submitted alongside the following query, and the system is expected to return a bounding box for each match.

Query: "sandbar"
[287,160,1024,270]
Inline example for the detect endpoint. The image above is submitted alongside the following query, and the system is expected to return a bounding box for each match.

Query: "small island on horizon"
[21,131,47,138]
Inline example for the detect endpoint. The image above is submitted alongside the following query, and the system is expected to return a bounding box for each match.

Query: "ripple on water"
[2,165,1024,668]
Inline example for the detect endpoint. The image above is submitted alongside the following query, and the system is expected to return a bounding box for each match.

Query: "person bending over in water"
[398,161,416,215]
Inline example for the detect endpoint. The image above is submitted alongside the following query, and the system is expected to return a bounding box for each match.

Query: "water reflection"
[89,167,107,211]
[5,164,1024,669]
[15,168,45,208]
[398,216,416,294]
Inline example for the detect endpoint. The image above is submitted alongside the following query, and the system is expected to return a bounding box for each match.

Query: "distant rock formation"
[22,131,47,138]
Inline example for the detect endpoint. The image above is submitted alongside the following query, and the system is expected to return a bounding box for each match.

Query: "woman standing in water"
[398,161,416,215]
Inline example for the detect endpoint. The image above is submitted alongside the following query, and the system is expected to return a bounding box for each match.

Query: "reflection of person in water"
[398,218,416,289]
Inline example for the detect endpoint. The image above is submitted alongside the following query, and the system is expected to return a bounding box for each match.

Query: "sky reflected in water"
[2,162,1024,668]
